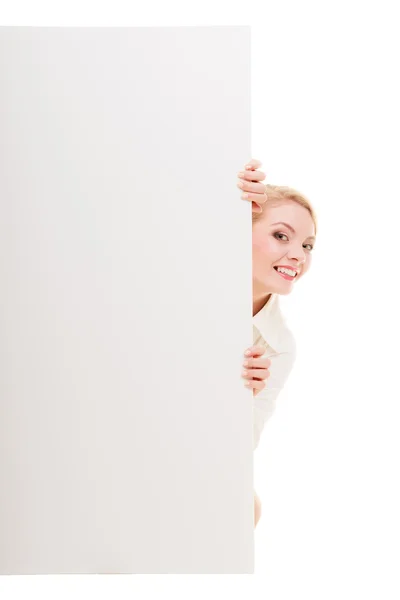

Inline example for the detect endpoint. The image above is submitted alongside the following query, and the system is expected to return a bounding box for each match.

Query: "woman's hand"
[242,345,271,396]
[237,158,268,214]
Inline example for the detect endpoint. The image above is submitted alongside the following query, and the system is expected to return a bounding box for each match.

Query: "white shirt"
[252,293,297,450]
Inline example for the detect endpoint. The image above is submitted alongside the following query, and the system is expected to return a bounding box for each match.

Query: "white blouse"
[252,293,297,450]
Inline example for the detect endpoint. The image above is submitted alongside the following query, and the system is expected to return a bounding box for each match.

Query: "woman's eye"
[274,232,314,251]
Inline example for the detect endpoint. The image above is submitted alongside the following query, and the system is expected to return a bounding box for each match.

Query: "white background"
[1,0,399,597]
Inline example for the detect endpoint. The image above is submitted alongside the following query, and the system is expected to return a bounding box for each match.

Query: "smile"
[273,266,298,280]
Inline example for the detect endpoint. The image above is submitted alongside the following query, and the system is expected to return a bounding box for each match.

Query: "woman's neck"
[253,292,272,317]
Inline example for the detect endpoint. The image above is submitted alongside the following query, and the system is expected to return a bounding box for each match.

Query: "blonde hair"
[253,184,318,236]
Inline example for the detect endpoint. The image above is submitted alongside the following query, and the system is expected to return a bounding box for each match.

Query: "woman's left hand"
[237,158,268,213]
[242,345,271,396]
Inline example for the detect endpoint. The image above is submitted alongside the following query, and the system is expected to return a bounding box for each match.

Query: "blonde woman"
[237,158,318,528]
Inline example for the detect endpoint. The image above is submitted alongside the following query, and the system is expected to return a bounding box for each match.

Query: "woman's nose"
[288,245,306,263]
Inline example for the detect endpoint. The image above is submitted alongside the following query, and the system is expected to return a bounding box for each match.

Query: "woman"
[237,158,318,528]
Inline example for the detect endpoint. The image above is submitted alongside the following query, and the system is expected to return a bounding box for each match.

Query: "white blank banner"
[0,27,253,574]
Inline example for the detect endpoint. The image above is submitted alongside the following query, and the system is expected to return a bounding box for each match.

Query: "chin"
[270,272,300,295]
[267,281,295,295]
[272,286,293,296]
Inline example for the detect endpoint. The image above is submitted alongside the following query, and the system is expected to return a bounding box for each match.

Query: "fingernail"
[242,193,249,198]
[237,181,244,188]
[237,171,244,177]
[245,350,251,356]
[242,370,248,377]
[243,361,249,367]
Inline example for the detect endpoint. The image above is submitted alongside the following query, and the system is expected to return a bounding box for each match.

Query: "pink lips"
[274,266,298,281]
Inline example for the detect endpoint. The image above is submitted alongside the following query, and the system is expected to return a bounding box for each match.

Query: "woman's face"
[252,200,316,296]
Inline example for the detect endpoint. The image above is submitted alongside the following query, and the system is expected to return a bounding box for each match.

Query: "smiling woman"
[252,192,317,314]
[237,159,318,529]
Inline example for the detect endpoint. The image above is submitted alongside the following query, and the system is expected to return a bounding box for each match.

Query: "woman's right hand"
[237,158,268,213]
[241,345,271,396]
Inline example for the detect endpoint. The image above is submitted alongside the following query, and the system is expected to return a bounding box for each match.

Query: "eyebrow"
[271,221,316,242]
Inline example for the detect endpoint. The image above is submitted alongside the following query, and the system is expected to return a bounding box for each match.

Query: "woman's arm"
[252,347,297,450]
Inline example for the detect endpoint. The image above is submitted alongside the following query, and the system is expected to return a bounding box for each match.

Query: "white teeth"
[277,267,297,277]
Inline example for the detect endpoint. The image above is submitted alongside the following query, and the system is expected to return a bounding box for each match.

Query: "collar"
[252,293,291,354]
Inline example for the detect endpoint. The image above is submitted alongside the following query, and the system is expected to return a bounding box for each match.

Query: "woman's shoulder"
[253,293,297,356]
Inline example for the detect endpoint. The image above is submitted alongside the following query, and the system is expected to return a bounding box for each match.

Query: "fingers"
[237,158,267,211]
[240,193,267,205]
[237,179,266,195]
[244,345,267,358]
[244,158,262,170]
[244,379,266,393]
[242,368,271,381]
[242,346,271,393]
[243,357,271,369]
[238,169,266,182]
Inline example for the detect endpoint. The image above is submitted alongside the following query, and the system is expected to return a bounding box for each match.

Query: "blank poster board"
[0,26,253,574]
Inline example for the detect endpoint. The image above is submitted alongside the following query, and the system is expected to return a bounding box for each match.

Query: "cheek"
[252,236,281,276]
[302,254,312,275]
[252,233,277,258]
[253,241,272,269]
